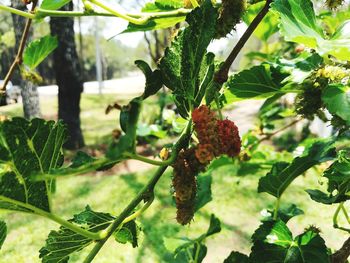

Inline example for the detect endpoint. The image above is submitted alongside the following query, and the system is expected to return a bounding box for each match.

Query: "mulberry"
[325,0,345,9]
[217,119,241,157]
[215,0,246,39]
[172,148,205,225]
[192,105,220,154]
[195,144,215,164]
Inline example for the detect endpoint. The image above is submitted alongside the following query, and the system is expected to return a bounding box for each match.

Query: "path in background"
[37,74,145,95]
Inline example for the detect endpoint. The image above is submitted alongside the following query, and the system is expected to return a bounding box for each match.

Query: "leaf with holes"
[0,118,66,212]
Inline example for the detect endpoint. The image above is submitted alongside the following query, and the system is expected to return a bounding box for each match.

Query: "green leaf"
[0,220,6,249]
[107,97,142,159]
[307,150,350,204]
[224,64,290,103]
[123,16,187,33]
[155,0,184,9]
[40,0,71,10]
[135,60,163,99]
[322,84,350,125]
[114,220,140,248]
[263,204,304,223]
[0,118,66,212]
[258,140,336,198]
[39,206,114,262]
[272,0,323,48]
[250,220,330,263]
[23,35,58,69]
[205,214,221,237]
[160,0,217,118]
[272,0,350,60]
[197,52,215,106]
[243,2,279,42]
[194,174,212,211]
[224,251,249,263]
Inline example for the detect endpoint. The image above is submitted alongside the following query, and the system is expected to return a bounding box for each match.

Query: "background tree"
[50,2,84,149]
[10,0,41,119]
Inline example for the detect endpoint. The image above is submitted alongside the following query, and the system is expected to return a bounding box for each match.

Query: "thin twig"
[245,118,302,153]
[1,1,37,93]
[214,0,273,84]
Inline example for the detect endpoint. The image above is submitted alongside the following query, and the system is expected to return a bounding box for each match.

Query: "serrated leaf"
[23,35,58,69]
[0,118,66,212]
[114,220,140,248]
[40,0,71,10]
[0,220,6,249]
[159,0,217,118]
[272,0,350,60]
[224,251,249,263]
[194,174,212,212]
[40,206,139,262]
[243,2,279,42]
[322,84,350,125]
[224,64,290,103]
[135,60,163,99]
[258,140,336,198]
[39,206,114,262]
[250,220,330,263]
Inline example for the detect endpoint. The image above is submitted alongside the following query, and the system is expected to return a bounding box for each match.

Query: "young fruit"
[215,0,246,39]
[217,119,241,157]
[172,148,205,225]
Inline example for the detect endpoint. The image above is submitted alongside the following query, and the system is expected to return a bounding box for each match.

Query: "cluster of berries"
[296,65,349,123]
[192,105,241,164]
[172,105,241,225]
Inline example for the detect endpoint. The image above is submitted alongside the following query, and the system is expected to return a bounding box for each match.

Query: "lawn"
[0,94,348,263]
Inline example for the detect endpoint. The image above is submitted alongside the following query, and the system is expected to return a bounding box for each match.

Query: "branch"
[244,118,302,153]
[0,1,37,93]
[83,121,192,263]
[34,6,191,20]
[214,0,273,85]
[332,237,350,263]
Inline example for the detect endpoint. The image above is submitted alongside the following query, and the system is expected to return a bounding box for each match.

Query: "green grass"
[0,95,348,262]
[0,165,348,262]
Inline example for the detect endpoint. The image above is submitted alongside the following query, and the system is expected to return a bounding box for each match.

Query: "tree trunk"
[50,2,84,150]
[11,0,41,119]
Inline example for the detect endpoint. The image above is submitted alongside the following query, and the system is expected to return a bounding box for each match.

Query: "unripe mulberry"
[325,0,345,9]
[217,119,241,157]
[195,144,215,164]
[192,105,220,154]
[172,148,205,225]
[215,0,246,39]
